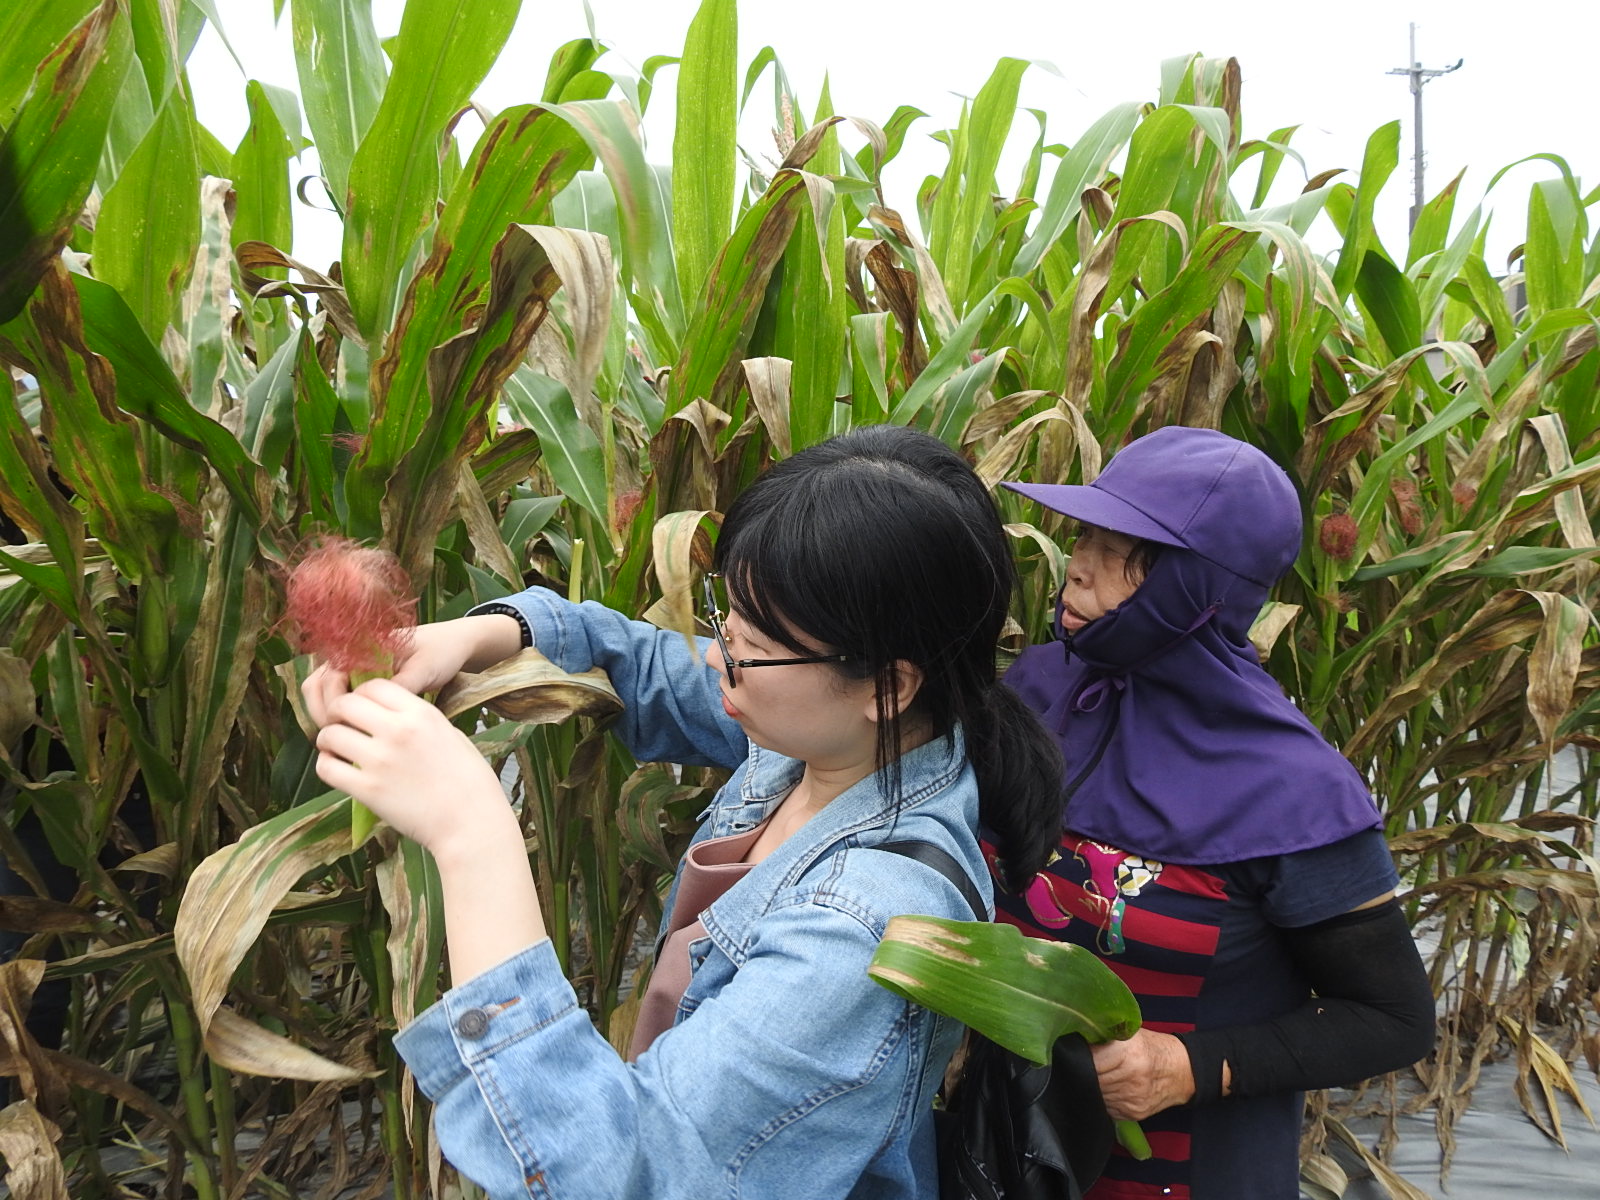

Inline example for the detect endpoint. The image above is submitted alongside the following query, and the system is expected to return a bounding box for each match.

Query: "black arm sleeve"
[1176,898,1436,1103]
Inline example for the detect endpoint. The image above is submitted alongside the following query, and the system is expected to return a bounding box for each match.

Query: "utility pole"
[1388,24,1462,230]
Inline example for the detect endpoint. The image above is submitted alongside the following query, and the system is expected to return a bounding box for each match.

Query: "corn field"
[0,1,1596,1197]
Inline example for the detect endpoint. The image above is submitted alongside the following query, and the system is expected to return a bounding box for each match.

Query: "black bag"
[879,842,1115,1200]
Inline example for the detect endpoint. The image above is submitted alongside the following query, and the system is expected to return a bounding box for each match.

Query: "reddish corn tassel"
[285,538,419,850]
[1318,514,1358,560]
[285,537,416,677]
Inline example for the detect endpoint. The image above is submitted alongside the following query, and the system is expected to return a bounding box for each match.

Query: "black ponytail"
[717,425,1064,896]
[965,681,1064,894]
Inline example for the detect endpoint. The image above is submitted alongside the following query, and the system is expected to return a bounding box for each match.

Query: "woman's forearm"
[1178,900,1435,1101]
[432,801,550,987]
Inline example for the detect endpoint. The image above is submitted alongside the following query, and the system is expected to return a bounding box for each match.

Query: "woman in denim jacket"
[303,426,1063,1200]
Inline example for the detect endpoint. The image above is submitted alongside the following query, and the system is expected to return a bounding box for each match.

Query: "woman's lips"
[721,691,742,719]
[1059,602,1090,631]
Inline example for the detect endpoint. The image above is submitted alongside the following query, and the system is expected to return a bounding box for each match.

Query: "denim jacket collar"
[699,727,971,963]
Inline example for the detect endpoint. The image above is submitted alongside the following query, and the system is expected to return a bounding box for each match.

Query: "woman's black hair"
[714,425,1062,892]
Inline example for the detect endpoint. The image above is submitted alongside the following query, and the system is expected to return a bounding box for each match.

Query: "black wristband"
[471,602,533,649]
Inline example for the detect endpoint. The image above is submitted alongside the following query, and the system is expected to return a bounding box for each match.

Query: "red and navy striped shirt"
[984,829,1396,1200]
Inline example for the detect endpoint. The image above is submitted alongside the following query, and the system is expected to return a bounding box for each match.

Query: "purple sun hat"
[1003,426,1303,587]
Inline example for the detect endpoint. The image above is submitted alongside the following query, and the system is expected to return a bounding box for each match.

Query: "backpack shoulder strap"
[876,840,987,922]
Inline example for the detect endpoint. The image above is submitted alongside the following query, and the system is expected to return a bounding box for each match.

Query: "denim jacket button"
[456,1008,492,1039]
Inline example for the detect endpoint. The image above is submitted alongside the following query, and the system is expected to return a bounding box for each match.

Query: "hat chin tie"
[1062,601,1222,712]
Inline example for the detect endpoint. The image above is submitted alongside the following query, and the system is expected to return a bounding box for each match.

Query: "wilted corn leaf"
[0,1100,66,1200]
[650,509,718,647]
[434,648,621,723]
[1299,1150,1349,1200]
[741,357,793,457]
[1501,1015,1597,1148]
[205,1007,374,1083]
[1248,601,1301,660]
[174,791,368,1079]
[617,762,713,874]
[869,915,1140,1065]
[0,961,65,1114]
[1319,1116,1432,1200]
[1519,589,1589,745]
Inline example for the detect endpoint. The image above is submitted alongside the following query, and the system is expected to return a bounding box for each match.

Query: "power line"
[1387,23,1463,231]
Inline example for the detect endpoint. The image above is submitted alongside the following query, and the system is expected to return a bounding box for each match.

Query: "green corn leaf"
[1011,102,1141,278]
[1329,121,1400,301]
[1523,178,1586,318]
[546,98,683,355]
[1354,252,1423,360]
[289,0,386,215]
[890,288,1000,425]
[4,263,174,580]
[341,0,523,338]
[671,0,736,313]
[231,80,295,258]
[0,0,98,125]
[352,104,590,533]
[929,57,1029,311]
[869,915,1141,1064]
[0,0,131,323]
[670,169,808,415]
[93,86,200,341]
[69,272,275,534]
[502,367,609,527]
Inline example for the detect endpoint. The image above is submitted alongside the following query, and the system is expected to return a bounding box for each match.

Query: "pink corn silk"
[285,538,417,675]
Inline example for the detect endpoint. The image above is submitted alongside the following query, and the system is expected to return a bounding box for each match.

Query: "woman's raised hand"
[312,677,509,857]
[302,613,525,728]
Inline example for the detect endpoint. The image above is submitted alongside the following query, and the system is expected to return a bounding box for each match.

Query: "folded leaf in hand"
[871,915,1151,1158]
[870,915,1141,1062]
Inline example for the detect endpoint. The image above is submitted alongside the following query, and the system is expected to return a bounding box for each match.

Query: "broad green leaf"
[671,0,736,312]
[542,35,606,104]
[342,0,522,337]
[69,272,273,533]
[1329,121,1400,300]
[290,0,385,211]
[502,367,609,526]
[1354,251,1422,359]
[1011,101,1141,277]
[0,0,131,323]
[546,98,683,353]
[670,170,807,414]
[231,80,295,257]
[93,87,201,341]
[0,0,98,125]
[1524,177,1586,318]
[930,57,1029,310]
[352,104,590,532]
[869,915,1141,1064]
[5,262,174,580]
[890,288,1000,424]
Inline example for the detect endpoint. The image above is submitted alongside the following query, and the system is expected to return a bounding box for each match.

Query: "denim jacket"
[394,589,993,1200]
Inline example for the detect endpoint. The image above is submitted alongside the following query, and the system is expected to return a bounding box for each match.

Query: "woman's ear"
[867,660,925,723]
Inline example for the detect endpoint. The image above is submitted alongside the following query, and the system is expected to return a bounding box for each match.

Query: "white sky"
[189,0,1597,278]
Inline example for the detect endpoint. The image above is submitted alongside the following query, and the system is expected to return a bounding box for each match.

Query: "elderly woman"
[998,427,1435,1200]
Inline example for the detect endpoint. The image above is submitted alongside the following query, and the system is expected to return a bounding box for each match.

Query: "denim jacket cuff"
[394,937,573,1101]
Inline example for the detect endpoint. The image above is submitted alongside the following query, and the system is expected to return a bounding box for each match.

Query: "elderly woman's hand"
[1091,1028,1200,1120]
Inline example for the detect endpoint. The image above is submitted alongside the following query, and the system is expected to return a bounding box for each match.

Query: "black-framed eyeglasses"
[701,574,852,688]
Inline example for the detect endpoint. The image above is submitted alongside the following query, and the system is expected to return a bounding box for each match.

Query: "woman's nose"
[703,640,729,681]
